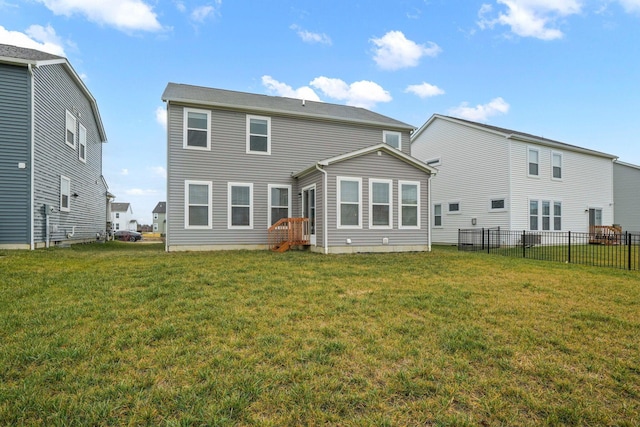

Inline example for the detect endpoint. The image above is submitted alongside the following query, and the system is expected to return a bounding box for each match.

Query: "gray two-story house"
[162,83,436,253]
[0,44,108,249]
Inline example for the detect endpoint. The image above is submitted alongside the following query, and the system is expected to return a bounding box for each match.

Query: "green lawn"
[1,243,639,426]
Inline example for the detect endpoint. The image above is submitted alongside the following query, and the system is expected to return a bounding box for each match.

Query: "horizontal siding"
[32,64,107,244]
[613,163,640,232]
[411,119,510,244]
[167,103,414,248]
[0,63,30,244]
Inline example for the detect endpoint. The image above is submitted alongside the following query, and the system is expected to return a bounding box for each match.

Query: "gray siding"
[614,162,640,232]
[167,103,414,249]
[0,63,30,244]
[32,64,106,244]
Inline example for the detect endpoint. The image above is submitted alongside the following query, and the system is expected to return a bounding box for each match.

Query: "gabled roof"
[412,114,617,160]
[162,83,414,131]
[292,143,437,178]
[111,202,131,212]
[614,160,640,171]
[0,43,107,143]
[152,201,166,214]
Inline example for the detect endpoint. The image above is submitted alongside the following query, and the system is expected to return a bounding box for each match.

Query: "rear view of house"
[0,44,108,249]
[152,201,167,235]
[110,202,137,232]
[162,83,436,253]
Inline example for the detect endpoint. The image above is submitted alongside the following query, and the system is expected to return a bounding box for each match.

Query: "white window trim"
[60,175,71,212]
[228,182,254,229]
[433,202,443,228]
[529,198,563,231]
[399,180,420,230]
[267,184,291,227]
[153,213,159,220]
[184,180,212,229]
[183,108,211,151]
[337,177,362,229]
[425,157,441,167]
[65,110,76,149]
[369,178,393,230]
[78,123,87,163]
[541,200,551,231]
[489,197,507,212]
[246,115,271,155]
[527,147,540,178]
[551,151,563,181]
[529,199,539,231]
[553,201,562,231]
[383,130,402,150]
[447,200,461,215]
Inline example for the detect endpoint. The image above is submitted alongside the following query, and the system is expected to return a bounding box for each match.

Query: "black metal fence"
[459,228,640,271]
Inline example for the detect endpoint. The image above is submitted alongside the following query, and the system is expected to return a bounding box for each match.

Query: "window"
[115,213,120,219]
[185,180,212,229]
[115,223,120,230]
[448,202,460,214]
[425,157,441,167]
[369,179,392,228]
[184,108,210,150]
[434,204,442,227]
[383,131,401,150]
[65,110,76,148]
[228,183,253,228]
[554,202,562,230]
[337,177,362,228]
[542,201,551,230]
[490,198,506,211]
[268,184,290,226]
[60,176,71,212]
[528,148,539,177]
[153,223,158,231]
[552,152,562,179]
[530,200,539,230]
[399,181,420,229]
[247,115,271,154]
[78,124,87,163]
[153,213,159,220]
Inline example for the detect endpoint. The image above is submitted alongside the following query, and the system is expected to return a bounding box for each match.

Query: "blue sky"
[2,0,639,224]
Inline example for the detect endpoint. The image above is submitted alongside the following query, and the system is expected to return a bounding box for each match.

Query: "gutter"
[315,164,328,255]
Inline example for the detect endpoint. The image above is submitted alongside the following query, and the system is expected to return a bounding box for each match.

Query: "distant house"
[110,202,137,232]
[0,44,108,249]
[613,161,640,232]
[411,114,617,244]
[152,201,167,235]
[162,83,436,253]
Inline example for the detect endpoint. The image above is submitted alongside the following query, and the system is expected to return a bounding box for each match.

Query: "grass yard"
[1,243,639,426]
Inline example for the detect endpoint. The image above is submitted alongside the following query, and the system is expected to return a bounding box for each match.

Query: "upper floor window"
[115,213,120,219]
[383,131,401,150]
[185,180,212,229]
[247,115,271,154]
[228,183,253,229]
[78,124,87,163]
[434,204,442,227]
[184,108,210,150]
[153,213,159,220]
[399,181,420,229]
[65,110,76,148]
[552,152,562,179]
[60,175,71,212]
[370,179,392,228]
[337,177,362,229]
[528,148,539,177]
[269,184,290,226]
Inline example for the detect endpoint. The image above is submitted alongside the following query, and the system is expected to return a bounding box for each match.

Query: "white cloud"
[0,24,66,56]
[618,0,640,13]
[405,82,445,98]
[448,97,510,122]
[35,0,163,32]
[149,166,167,179]
[191,5,214,22]
[121,168,129,176]
[370,30,441,71]
[261,75,321,101]
[125,188,159,196]
[290,24,332,45]
[478,0,582,40]
[174,0,186,13]
[310,76,392,109]
[155,106,167,129]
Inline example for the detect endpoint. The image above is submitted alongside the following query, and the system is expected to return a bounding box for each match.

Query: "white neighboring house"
[613,160,640,232]
[411,114,618,244]
[110,202,137,232]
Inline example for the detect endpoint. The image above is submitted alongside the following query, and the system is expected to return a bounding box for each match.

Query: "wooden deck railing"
[268,218,310,252]
[589,225,622,245]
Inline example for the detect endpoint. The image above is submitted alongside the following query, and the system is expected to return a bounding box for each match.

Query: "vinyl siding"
[411,118,510,244]
[32,64,107,244]
[613,162,640,232]
[167,102,414,249]
[0,63,30,244]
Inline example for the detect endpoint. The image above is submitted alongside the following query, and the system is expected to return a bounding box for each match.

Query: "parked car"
[114,230,142,242]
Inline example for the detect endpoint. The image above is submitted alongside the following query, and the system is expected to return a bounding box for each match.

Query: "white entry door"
[302,185,316,245]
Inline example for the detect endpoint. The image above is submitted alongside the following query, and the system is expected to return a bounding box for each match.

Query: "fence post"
[522,230,526,258]
[487,228,491,254]
[481,228,485,251]
[627,232,632,271]
[568,230,571,264]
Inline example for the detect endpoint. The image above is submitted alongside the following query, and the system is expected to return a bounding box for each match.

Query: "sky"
[2,0,640,224]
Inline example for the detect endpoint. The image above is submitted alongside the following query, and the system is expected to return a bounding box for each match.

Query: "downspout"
[427,174,432,251]
[28,63,35,250]
[315,164,328,254]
